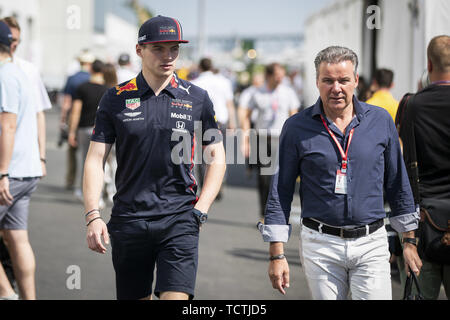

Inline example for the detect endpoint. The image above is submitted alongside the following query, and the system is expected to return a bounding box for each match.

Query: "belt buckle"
[340,228,345,238]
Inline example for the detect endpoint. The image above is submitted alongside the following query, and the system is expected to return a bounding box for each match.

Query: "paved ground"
[24,108,432,300]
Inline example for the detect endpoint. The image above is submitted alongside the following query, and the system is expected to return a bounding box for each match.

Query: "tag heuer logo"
[125,98,140,110]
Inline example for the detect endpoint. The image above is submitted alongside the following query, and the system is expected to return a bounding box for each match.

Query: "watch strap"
[192,208,208,224]
[402,237,418,246]
[270,254,286,261]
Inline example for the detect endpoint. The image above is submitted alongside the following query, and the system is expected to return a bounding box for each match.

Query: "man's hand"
[268,258,290,295]
[0,177,13,206]
[68,132,78,148]
[41,162,47,178]
[403,242,422,276]
[86,218,109,254]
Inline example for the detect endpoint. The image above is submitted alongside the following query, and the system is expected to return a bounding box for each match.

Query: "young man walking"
[83,16,225,300]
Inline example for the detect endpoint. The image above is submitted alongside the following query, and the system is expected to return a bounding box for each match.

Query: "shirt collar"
[136,71,178,98]
[164,72,181,98]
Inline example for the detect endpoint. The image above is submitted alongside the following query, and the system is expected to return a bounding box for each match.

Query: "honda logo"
[176,121,185,129]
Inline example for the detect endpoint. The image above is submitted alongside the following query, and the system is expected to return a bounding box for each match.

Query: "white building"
[0,0,42,67]
[303,0,450,106]
[1,0,139,90]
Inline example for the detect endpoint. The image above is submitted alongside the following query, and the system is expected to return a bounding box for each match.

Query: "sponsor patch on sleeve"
[116,78,138,95]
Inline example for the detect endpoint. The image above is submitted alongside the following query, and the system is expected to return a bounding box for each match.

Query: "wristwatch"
[402,237,418,246]
[270,254,286,261]
[192,208,208,224]
[0,173,9,179]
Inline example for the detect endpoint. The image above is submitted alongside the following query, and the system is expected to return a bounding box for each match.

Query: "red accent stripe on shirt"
[188,133,197,203]
[170,75,178,88]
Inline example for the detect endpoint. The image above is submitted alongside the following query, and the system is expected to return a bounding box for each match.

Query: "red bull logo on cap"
[116,78,138,95]
[160,26,177,35]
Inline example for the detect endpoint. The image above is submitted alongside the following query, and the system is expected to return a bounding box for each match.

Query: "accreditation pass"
[335,169,347,194]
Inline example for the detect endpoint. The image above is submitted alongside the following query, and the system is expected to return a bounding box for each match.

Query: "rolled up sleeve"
[389,207,420,233]
[258,223,292,242]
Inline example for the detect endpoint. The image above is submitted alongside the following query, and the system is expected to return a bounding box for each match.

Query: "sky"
[142,0,334,38]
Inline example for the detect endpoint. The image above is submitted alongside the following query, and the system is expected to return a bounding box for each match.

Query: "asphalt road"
[27,107,410,300]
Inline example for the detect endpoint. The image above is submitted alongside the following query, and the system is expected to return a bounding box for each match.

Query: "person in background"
[356,75,371,102]
[417,69,431,91]
[68,59,108,207]
[61,50,94,192]
[238,72,264,178]
[116,53,136,84]
[101,63,118,205]
[0,21,43,300]
[191,58,236,199]
[397,35,450,300]
[365,68,401,277]
[366,68,398,121]
[0,16,52,294]
[238,63,299,220]
[287,68,304,110]
[103,63,118,88]
[3,16,51,177]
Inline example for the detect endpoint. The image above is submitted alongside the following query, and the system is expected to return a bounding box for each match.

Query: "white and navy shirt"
[243,83,299,136]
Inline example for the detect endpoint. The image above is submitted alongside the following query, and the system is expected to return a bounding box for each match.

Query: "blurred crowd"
[0,12,448,300]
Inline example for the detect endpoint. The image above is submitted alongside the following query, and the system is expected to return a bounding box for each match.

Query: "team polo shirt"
[92,72,220,220]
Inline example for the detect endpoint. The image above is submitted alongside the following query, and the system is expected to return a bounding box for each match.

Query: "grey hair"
[314,46,359,79]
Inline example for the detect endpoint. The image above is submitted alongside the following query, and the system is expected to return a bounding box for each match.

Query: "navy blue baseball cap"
[0,21,12,47]
[138,15,189,45]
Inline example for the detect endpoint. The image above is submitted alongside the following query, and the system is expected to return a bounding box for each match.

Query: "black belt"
[302,218,384,239]
[10,177,38,181]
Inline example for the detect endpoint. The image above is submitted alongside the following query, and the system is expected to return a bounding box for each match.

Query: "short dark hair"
[373,68,394,88]
[118,53,130,66]
[427,35,450,73]
[0,43,11,55]
[265,62,283,77]
[103,63,118,88]
[3,16,20,31]
[314,46,358,79]
[199,58,212,72]
[91,59,104,73]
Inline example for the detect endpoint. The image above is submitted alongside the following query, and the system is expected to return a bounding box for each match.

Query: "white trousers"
[299,224,392,300]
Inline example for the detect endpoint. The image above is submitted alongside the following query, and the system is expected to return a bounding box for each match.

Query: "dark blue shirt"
[63,70,90,98]
[91,72,220,220]
[263,96,418,239]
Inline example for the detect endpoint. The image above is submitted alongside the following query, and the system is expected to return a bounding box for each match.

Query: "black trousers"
[254,134,278,218]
